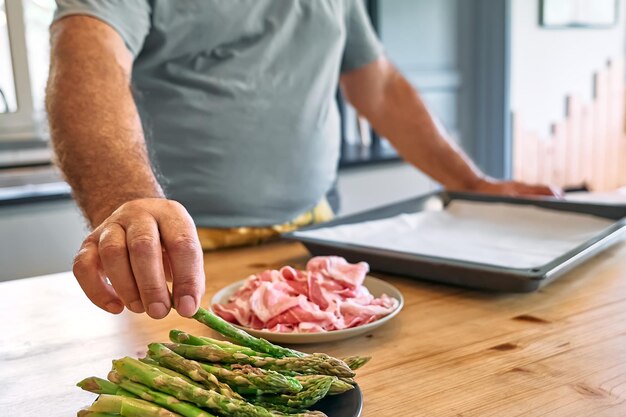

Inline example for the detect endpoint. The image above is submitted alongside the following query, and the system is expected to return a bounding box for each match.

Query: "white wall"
[0,1,17,111]
[510,0,626,137]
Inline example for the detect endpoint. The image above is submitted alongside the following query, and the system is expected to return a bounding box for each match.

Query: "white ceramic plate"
[210,276,404,344]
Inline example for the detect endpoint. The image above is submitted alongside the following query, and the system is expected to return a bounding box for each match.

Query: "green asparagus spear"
[341,356,371,370]
[295,375,354,395]
[164,343,355,378]
[180,359,303,395]
[192,308,303,358]
[253,375,335,409]
[198,362,302,395]
[112,357,323,417]
[245,401,326,417]
[147,343,242,399]
[86,394,182,417]
[77,411,120,417]
[171,327,349,378]
[170,322,348,375]
[235,367,356,393]
[108,371,217,417]
[77,376,135,397]
[170,330,271,358]
[139,357,206,389]
[172,329,368,374]
[328,378,355,395]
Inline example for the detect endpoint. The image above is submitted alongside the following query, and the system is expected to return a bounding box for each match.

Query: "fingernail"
[129,301,144,313]
[105,301,123,314]
[147,302,168,319]
[176,295,197,317]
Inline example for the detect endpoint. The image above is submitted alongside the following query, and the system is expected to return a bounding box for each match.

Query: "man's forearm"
[47,16,163,227]
[342,60,485,191]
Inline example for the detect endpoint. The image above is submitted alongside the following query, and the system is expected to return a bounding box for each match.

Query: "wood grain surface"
[1,240,626,416]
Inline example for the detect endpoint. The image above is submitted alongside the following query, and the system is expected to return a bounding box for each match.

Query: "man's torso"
[134,0,347,227]
[53,0,381,227]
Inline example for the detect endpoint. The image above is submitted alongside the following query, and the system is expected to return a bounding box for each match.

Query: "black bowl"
[313,384,363,417]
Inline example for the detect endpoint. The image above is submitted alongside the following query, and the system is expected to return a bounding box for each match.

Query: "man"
[47,1,556,320]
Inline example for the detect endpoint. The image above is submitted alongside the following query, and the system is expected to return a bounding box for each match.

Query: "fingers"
[515,183,563,198]
[549,185,565,198]
[521,184,553,196]
[462,178,563,199]
[98,222,144,313]
[158,202,205,317]
[126,215,171,319]
[74,199,204,319]
[73,238,124,314]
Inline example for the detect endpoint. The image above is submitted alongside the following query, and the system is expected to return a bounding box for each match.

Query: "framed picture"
[540,0,619,28]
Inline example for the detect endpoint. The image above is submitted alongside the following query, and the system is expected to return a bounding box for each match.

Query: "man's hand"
[462,177,563,198]
[73,198,205,319]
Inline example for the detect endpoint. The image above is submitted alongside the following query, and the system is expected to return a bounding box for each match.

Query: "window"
[0,0,55,141]
[0,0,17,113]
[338,0,399,168]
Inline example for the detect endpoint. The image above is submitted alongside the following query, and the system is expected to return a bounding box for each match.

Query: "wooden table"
[2,240,626,416]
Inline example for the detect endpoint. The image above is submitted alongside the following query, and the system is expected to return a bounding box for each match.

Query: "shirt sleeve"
[341,0,384,73]
[53,0,152,57]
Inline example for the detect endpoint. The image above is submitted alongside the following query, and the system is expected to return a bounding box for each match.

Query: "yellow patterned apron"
[196,198,334,250]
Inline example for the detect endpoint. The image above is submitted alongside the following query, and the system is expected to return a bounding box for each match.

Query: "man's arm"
[340,57,558,196]
[47,16,205,318]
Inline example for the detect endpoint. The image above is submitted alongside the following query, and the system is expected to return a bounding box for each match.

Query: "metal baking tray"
[284,191,626,292]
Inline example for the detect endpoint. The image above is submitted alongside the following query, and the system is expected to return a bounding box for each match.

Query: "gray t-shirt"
[54,0,383,227]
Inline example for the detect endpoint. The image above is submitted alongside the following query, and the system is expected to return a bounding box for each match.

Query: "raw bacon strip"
[213,256,399,333]
[249,281,301,323]
[306,256,370,289]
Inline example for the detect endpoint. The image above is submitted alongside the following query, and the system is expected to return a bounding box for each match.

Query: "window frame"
[0,0,37,141]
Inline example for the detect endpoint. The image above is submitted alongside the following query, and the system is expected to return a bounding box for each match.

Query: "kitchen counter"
[0,164,71,205]
[1,240,626,416]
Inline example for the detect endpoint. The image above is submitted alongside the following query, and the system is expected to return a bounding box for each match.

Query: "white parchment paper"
[294,201,613,269]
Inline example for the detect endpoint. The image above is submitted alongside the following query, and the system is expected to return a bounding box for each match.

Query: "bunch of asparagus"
[77,308,371,417]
